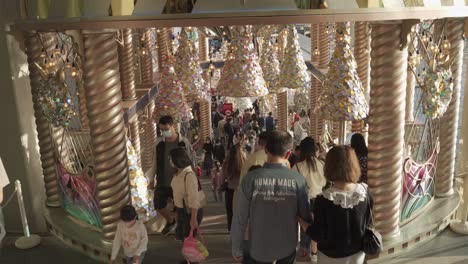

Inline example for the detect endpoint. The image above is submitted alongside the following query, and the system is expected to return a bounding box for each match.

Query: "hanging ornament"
[175,28,209,103]
[216,26,268,98]
[441,35,451,53]
[279,25,310,90]
[294,88,310,112]
[318,22,369,121]
[218,39,231,60]
[260,40,281,94]
[276,27,288,62]
[154,54,193,122]
[35,65,77,128]
[421,70,453,119]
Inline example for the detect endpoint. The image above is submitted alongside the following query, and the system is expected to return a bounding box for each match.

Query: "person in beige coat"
[292,137,326,262]
[169,147,206,242]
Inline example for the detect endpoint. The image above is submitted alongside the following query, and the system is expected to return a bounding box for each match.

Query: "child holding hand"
[110,205,148,264]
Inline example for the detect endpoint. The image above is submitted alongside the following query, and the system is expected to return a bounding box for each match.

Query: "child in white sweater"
[110,205,148,264]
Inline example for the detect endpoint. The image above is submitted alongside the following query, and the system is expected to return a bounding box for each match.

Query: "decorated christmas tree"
[154,54,193,122]
[175,28,209,103]
[260,41,281,94]
[318,22,368,121]
[219,39,230,60]
[279,25,310,89]
[217,26,268,98]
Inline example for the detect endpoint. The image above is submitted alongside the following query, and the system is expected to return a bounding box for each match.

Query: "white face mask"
[162,129,173,138]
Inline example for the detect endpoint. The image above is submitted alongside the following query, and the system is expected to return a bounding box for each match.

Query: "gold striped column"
[353,22,370,132]
[368,21,407,239]
[318,24,330,69]
[82,29,130,241]
[436,18,465,197]
[310,24,320,139]
[200,99,212,141]
[148,99,157,151]
[139,111,151,173]
[24,32,61,207]
[198,32,209,62]
[118,29,137,100]
[157,28,170,71]
[141,29,154,85]
[405,26,418,123]
[277,91,288,131]
[316,23,330,141]
[129,117,141,167]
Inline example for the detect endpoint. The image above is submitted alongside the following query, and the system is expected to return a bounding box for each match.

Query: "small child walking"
[110,205,148,264]
[211,161,223,202]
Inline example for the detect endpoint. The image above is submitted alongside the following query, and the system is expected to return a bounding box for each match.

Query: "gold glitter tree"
[319,22,368,121]
[154,54,193,122]
[260,41,281,94]
[279,25,310,89]
[175,28,209,103]
[217,26,268,98]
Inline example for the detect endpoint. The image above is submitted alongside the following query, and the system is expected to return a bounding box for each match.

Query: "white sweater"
[111,221,148,260]
[292,158,326,199]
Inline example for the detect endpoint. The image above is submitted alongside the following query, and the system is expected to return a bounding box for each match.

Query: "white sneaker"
[310,254,318,263]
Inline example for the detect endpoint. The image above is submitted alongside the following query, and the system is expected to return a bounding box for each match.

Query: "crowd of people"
[110,106,373,263]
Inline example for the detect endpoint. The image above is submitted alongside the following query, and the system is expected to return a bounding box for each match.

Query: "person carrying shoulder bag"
[169,147,207,245]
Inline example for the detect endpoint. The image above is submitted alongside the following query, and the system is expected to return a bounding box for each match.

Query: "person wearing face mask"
[148,115,193,236]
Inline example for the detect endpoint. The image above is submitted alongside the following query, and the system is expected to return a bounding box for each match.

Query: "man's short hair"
[265,130,292,157]
[159,115,174,125]
[258,132,269,146]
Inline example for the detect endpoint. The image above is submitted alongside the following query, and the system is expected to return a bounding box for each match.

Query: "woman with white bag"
[169,147,206,233]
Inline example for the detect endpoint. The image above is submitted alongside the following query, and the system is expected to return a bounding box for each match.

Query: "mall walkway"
[1,178,467,264]
[1,228,468,264]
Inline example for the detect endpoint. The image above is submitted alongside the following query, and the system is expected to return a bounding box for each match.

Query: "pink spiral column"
[368,21,407,239]
[436,19,465,197]
[353,22,370,132]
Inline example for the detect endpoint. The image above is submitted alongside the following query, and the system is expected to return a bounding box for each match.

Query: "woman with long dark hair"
[292,137,326,261]
[220,145,246,231]
[350,133,368,183]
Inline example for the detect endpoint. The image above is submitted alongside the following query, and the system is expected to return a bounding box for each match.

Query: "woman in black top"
[298,145,373,264]
[351,133,368,183]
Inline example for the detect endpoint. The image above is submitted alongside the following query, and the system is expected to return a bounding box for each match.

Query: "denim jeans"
[125,251,146,264]
[299,199,315,253]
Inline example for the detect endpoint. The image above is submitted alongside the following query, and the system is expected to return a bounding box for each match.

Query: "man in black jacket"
[148,115,193,236]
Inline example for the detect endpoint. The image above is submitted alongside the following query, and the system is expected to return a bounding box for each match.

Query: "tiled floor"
[1,228,468,264]
[2,178,467,264]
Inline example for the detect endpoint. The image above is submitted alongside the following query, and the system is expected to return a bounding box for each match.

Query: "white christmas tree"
[318,22,368,121]
[217,26,268,98]
[154,54,193,122]
[175,28,209,103]
[279,25,310,89]
[260,41,281,94]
